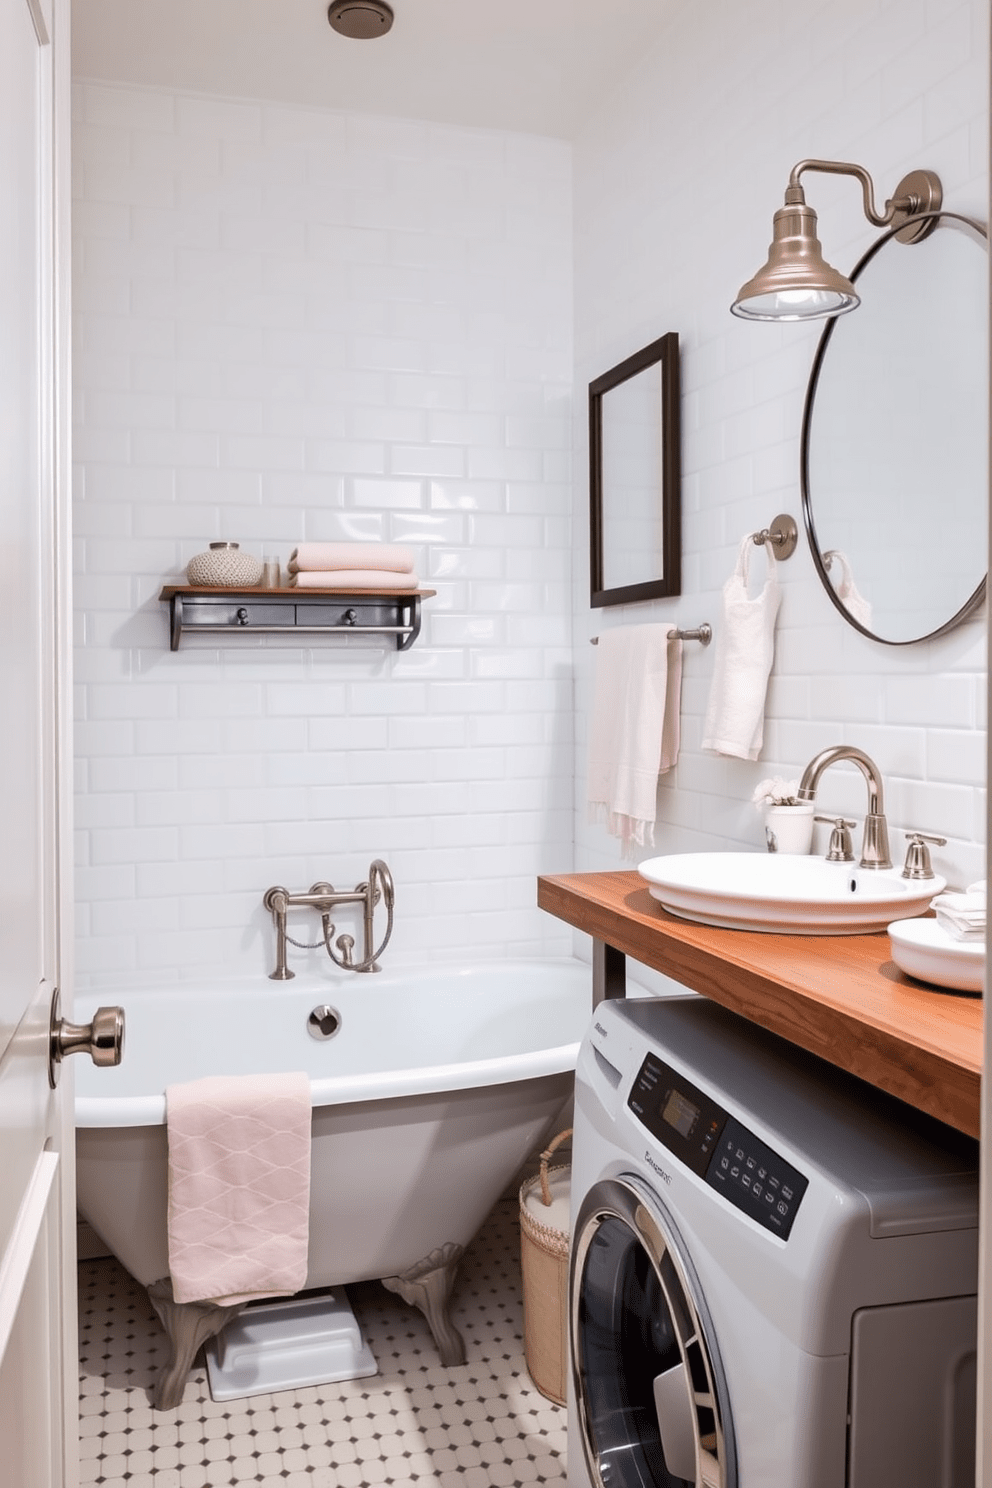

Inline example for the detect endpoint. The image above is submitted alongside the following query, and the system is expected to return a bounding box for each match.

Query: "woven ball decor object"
[186,542,263,587]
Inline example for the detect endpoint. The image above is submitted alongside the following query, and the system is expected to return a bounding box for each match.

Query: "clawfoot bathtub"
[75,959,592,1407]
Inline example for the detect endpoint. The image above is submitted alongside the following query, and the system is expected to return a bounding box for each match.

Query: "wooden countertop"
[538,870,983,1138]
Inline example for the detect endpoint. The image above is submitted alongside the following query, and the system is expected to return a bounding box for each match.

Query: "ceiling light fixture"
[731,159,942,322]
[327,0,394,41]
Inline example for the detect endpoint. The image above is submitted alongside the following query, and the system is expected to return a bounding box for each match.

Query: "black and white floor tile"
[78,1197,567,1487]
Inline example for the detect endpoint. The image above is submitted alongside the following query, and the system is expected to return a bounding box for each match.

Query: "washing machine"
[568,995,979,1488]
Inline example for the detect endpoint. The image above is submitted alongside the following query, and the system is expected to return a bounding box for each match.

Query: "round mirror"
[801,211,988,645]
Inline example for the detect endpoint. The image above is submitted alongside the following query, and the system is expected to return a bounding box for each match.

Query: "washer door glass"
[572,1179,735,1488]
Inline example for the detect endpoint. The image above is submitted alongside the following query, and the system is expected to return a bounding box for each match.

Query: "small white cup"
[764,803,815,855]
[261,558,281,588]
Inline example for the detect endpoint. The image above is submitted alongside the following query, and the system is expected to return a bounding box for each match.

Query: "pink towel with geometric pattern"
[165,1072,311,1306]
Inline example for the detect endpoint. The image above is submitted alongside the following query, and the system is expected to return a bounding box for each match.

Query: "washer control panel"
[707,1115,809,1240]
[628,1052,809,1240]
[628,1052,726,1177]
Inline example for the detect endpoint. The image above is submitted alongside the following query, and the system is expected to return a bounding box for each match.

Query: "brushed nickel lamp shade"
[732,161,942,322]
[731,187,859,321]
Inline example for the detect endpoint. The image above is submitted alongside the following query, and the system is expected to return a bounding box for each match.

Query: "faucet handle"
[901,832,946,880]
[814,816,856,863]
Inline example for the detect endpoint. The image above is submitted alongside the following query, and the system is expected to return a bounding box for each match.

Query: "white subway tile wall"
[74,0,988,994]
[573,0,988,902]
[72,85,575,986]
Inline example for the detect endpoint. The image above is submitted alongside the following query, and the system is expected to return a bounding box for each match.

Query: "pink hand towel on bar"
[166,1071,311,1307]
[288,542,415,574]
[290,568,420,590]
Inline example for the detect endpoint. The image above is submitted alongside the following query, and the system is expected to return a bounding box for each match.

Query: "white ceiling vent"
[327,1,395,40]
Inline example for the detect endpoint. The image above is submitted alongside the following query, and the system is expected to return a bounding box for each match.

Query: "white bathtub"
[75,958,592,1304]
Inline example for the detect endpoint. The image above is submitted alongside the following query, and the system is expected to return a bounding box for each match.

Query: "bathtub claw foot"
[146,1278,246,1410]
[382,1242,466,1366]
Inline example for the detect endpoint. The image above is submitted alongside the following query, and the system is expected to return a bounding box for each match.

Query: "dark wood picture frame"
[589,331,681,608]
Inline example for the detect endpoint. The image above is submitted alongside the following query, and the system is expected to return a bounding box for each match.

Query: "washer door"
[571,1176,736,1488]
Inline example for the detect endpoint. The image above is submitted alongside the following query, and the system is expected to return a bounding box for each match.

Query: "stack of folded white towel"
[287,542,419,590]
[930,881,986,941]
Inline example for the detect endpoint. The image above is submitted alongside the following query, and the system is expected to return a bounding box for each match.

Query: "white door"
[0,0,75,1484]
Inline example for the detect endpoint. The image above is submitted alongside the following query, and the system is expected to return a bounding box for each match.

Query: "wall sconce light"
[731,160,942,322]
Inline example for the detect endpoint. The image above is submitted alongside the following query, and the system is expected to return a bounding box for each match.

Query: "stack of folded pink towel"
[287,542,419,591]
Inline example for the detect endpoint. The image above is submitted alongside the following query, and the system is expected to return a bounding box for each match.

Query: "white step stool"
[205,1290,377,1401]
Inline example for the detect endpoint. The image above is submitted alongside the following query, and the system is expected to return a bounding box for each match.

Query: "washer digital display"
[662,1087,699,1139]
[629,1052,809,1240]
[628,1055,726,1177]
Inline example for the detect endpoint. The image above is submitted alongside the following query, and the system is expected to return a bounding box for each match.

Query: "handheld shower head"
[370,858,395,909]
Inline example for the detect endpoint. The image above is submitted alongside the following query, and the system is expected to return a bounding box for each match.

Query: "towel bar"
[591,623,711,646]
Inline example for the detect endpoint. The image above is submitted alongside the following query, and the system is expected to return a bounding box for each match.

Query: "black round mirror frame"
[800,209,988,646]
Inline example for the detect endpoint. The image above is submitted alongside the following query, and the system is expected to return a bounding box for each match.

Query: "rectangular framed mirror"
[589,331,681,608]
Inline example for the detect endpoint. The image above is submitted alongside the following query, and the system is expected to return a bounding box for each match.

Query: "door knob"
[48,986,125,1088]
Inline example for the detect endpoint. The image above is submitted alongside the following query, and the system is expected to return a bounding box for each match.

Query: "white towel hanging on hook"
[701,535,781,761]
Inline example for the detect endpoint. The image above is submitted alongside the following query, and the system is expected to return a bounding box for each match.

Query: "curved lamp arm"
[786,159,941,229]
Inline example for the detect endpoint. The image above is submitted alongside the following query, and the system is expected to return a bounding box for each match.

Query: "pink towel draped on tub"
[166,1071,312,1307]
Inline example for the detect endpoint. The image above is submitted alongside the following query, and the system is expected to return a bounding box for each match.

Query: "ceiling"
[71,0,674,138]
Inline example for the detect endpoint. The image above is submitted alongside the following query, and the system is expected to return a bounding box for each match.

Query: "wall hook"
[752,513,798,560]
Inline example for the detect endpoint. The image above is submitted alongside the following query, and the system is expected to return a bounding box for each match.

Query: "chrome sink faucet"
[796,746,892,869]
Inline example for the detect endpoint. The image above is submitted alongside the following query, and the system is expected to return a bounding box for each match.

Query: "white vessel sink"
[638,852,946,935]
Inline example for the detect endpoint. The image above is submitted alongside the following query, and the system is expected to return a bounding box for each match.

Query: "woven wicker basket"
[519,1128,571,1405]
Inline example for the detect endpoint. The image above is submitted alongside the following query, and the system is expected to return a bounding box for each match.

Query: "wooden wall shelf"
[159,585,435,652]
[538,869,983,1138]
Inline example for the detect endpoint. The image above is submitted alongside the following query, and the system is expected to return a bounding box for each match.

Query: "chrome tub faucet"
[263,859,395,980]
[796,746,892,869]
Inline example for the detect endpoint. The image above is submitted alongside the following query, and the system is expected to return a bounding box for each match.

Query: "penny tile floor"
[77,1197,567,1487]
